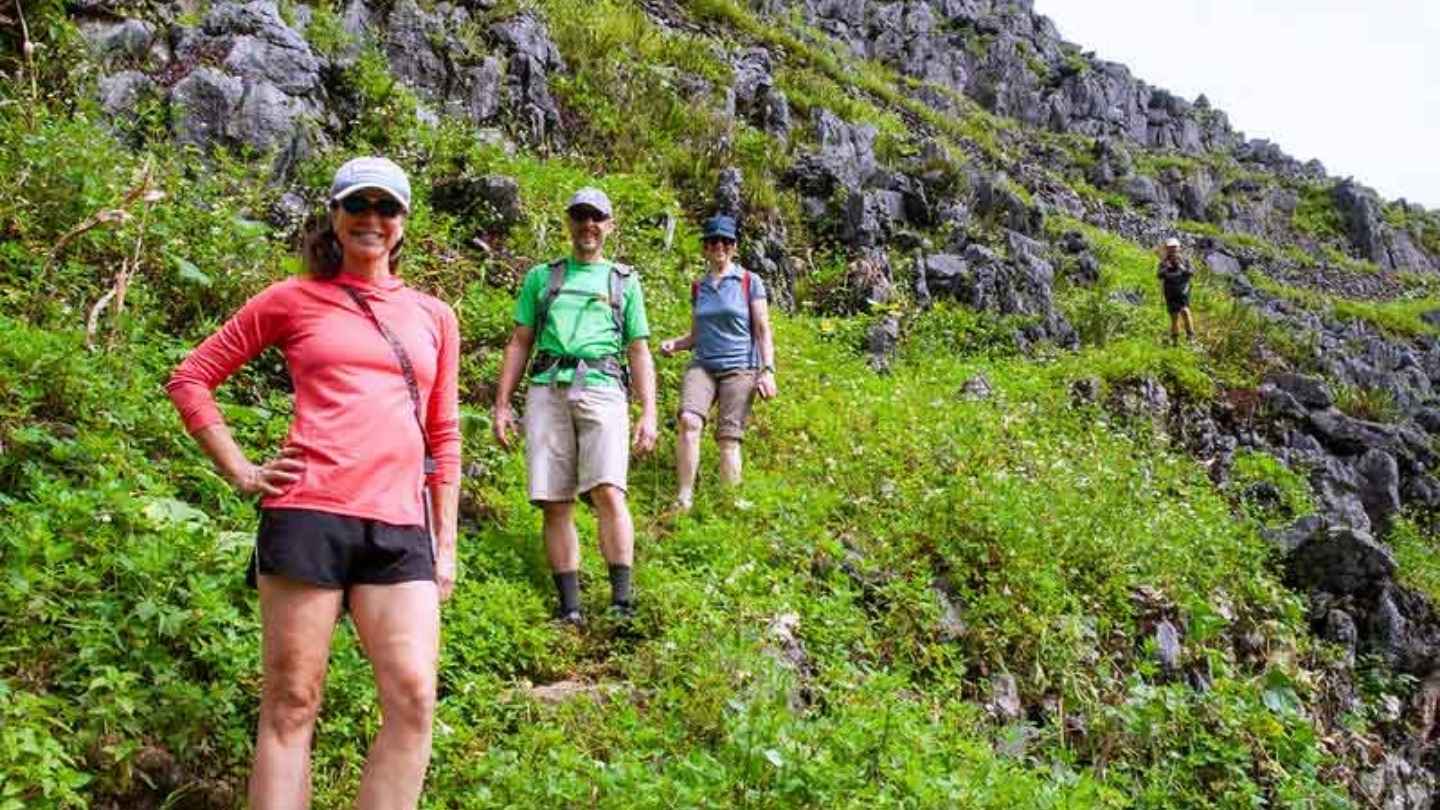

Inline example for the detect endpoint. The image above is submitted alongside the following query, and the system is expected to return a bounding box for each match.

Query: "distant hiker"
[167,157,458,808]
[659,214,776,511]
[491,187,658,626]
[1157,237,1196,344]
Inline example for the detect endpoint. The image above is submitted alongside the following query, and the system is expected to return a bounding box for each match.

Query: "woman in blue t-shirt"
[659,215,777,511]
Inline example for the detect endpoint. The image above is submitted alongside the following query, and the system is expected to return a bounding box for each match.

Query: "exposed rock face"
[1334,180,1437,273]
[920,230,1077,350]
[179,1,327,162]
[788,108,879,198]
[761,0,1238,154]
[490,12,567,144]
[90,0,566,166]
[731,48,791,140]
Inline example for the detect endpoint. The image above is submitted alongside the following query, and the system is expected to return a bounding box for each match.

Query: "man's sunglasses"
[568,207,611,224]
[702,236,735,247]
[337,195,406,218]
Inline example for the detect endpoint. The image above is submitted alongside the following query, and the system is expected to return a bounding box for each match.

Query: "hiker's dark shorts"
[247,508,434,590]
[1164,291,1190,315]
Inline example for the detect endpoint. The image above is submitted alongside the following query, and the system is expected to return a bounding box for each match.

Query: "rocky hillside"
[6,0,1440,806]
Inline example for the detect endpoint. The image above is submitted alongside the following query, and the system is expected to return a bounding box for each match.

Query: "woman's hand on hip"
[231,445,305,497]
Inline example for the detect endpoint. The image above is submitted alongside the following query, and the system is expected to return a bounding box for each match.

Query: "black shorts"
[1164,292,1190,314]
[247,508,434,590]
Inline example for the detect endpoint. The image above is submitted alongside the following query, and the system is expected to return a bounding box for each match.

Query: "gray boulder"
[731,47,791,139]
[787,109,878,197]
[1310,455,1373,533]
[452,59,504,123]
[975,173,1042,236]
[1267,372,1334,410]
[1334,179,1388,267]
[224,30,322,96]
[1263,514,1327,556]
[98,70,158,118]
[170,67,244,149]
[1307,408,1395,456]
[1355,448,1401,530]
[431,174,523,228]
[960,374,993,400]
[1067,253,1100,287]
[1204,251,1242,277]
[231,79,312,153]
[1287,525,1396,595]
[865,315,900,373]
[78,18,161,66]
[843,189,906,248]
[1121,174,1163,207]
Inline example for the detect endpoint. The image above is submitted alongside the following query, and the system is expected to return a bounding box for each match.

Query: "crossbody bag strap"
[340,286,437,476]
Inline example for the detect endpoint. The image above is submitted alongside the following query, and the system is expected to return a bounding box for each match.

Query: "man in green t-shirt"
[493,187,659,625]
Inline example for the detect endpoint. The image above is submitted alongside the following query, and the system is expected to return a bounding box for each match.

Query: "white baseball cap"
[329,156,412,212]
[566,187,613,219]
[1164,237,1181,248]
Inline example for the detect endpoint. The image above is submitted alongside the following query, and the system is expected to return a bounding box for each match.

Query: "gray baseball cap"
[330,156,412,212]
[566,187,613,219]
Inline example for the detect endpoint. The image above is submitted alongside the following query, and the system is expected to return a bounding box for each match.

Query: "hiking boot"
[554,609,585,628]
[608,601,635,623]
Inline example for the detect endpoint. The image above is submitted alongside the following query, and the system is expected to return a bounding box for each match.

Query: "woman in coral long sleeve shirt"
[167,158,458,809]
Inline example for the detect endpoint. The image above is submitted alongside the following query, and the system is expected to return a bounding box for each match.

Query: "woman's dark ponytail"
[301,213,343,279]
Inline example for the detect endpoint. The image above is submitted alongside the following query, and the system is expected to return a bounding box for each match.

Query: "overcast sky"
[1035,1,1440,210]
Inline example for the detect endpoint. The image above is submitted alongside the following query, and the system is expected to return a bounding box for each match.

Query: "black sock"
[608,564,632,607]
[553,571,581,615]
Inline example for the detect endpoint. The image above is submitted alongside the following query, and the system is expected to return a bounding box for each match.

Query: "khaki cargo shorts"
[524,384,630,503]
[680,366,758,441]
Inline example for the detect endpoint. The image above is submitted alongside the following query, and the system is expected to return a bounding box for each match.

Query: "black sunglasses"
[337,195,405,218]
[568,207,611,224]
[702,236,735,247]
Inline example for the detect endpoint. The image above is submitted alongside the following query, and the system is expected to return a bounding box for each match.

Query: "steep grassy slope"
[3,1,1436,807]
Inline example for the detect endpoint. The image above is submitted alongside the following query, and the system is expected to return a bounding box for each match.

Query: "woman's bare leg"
[350,580,440,810]
[250,576,344,810]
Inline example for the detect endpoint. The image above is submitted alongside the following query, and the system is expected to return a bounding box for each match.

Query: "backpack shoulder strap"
[609,262,632,344]
[691,279,699,305]
[532,258,568,338]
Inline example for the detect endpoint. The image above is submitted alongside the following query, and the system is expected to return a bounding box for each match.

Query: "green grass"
[1392,516,1440,605]
[1332,296,1440,338]
[1333,383,1403,423]
[1292,183,1344,241]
